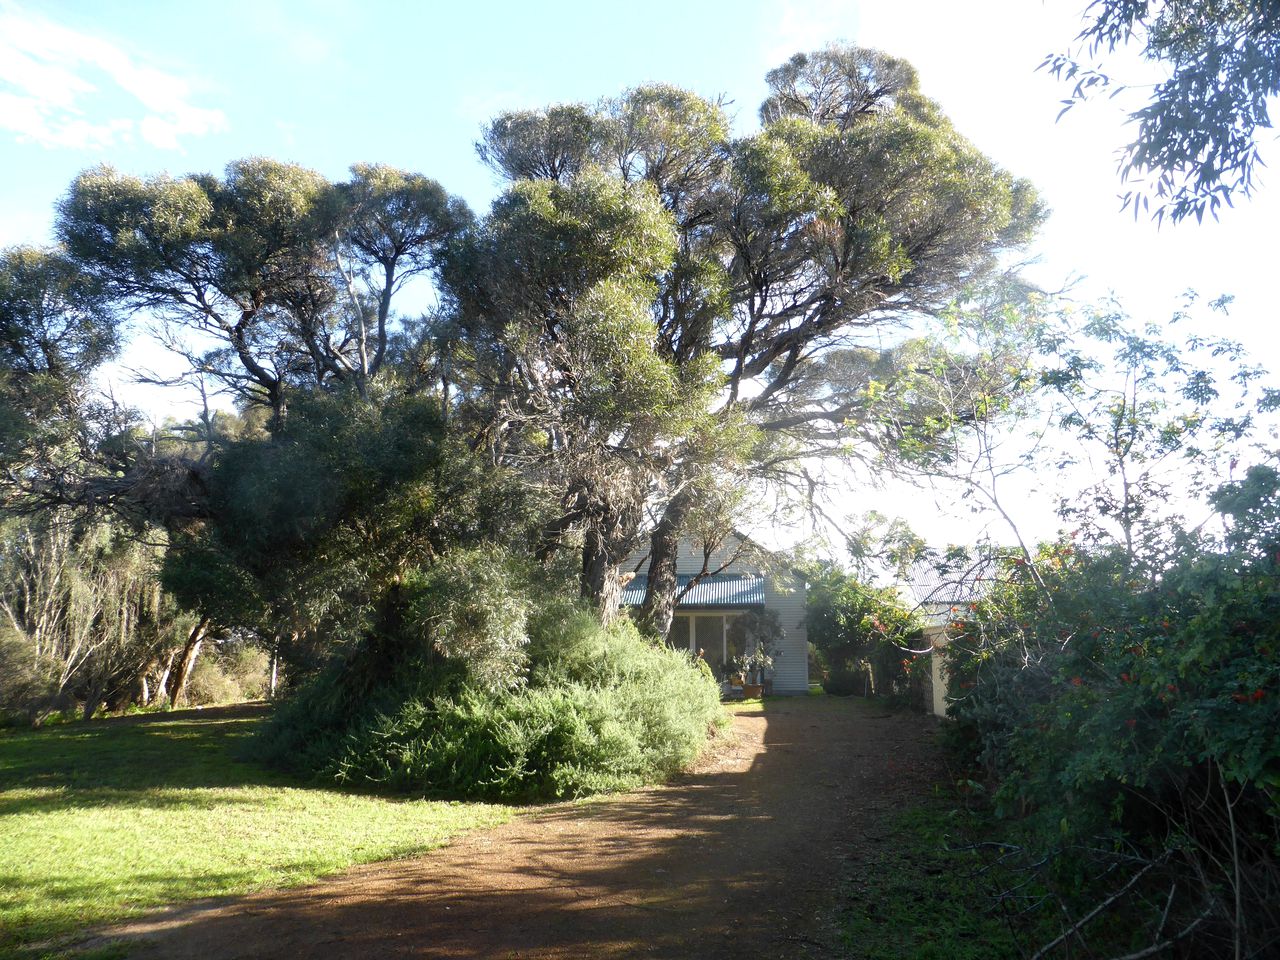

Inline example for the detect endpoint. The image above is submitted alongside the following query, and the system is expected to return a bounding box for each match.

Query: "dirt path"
[106,697,945,959]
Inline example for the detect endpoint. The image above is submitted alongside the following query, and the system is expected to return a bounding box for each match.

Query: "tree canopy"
[458,45,1044,629]
[1046,0,1280,222]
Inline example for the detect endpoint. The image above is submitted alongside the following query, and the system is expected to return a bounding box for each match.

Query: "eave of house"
[621,573,766,609]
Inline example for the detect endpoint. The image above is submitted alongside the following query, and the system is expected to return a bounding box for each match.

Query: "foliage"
[162,387,536,679]
[259,596,724,801]
[446,163,728,610]
[0,709,509,954]
[944,468,1280,958]
[458,45,1044,622]
[1041,299,1272,561]
[1045,0,1280,222]
[0,512,197,724]
[886,294,1275,592]
[56,159,470,422]
[806,566,923,697]
[930,309,1280,956]
[403,545,535,694]
[0,246,127,516]
[182,643,271,706]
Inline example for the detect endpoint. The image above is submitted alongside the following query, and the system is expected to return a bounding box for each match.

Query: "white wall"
[925,627,949,718]
[761,569,809,694]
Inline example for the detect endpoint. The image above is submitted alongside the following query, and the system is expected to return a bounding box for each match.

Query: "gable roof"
[900,554,1002,625]
[621,573,766,609]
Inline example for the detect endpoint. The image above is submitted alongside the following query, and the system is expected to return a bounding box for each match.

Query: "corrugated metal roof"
[621,573,766,609]
[900,556,1003,625]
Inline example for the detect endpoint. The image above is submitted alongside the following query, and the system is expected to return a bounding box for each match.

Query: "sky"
[2,0,1278,553]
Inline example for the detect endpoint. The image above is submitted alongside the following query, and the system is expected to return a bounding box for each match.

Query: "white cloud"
[0,2,228,150]
[762,0,859,68]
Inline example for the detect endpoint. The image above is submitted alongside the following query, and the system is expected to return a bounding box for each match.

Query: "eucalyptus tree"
[2,159,470,531]
[1,163,476,699]
[0,246,121,511]
[458,45,1045,631]
[445,169,725,614]
[1045,0,1280,223]
[56,159,470,430]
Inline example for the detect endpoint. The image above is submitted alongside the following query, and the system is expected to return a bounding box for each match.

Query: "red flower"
[1119,673,1130,683]
[1071,676,1083,687]
[1125,718,1137,729]
[1253,689,1266,702]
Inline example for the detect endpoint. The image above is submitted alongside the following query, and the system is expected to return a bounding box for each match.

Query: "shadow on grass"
[0,710,275,789]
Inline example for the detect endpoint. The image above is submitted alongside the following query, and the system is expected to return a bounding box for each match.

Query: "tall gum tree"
[445,168,724,618]
[459,45,1046,633]
[32,160,471,528]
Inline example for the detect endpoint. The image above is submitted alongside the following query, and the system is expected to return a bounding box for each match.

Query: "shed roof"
[621,573,766,609]
[900,555,1003,625]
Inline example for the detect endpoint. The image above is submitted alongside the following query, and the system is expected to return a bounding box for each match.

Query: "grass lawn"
[836,796,1055,960]
[0,706,512,958]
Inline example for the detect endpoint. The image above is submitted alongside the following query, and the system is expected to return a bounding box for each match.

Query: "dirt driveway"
[106,697,944,959]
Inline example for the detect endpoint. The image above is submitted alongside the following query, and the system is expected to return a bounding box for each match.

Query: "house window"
[668,612,746,678]
[669,616,692,652]
[725,620,746,672]
[694,615,725,665]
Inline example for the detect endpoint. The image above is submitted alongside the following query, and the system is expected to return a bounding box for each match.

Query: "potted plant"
[734,645,774,699]
[728,610,784,698]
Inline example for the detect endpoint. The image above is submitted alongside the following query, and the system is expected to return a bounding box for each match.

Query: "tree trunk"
[135,654,163,706]
[268,645,279,699]
[579,493,646,625]
[154,649,176,703]
[638,489,694,638]
[82,679,104,721]
[169,618,209,708]
[581,528,623,624]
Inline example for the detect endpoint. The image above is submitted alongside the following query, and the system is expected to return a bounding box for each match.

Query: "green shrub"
[260,595,724,801]
[183,644,271,706]
[0,628,59,724]
[806,567,923,697]
[944,468,1280,957]
[403,545,534,693]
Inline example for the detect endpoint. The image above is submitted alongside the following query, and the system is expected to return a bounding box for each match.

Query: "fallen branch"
[1030,860,1159,960]
[1104,908,1213,960]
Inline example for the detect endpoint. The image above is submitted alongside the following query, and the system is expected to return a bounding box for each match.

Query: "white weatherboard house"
[621,532,810,694]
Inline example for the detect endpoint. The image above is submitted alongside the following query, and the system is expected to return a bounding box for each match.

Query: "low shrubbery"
[944,467,1280,958]
[259,565,724,802]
